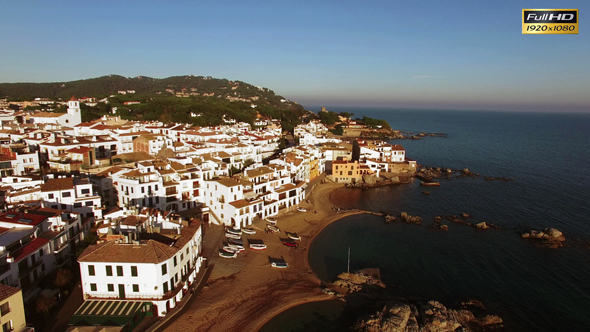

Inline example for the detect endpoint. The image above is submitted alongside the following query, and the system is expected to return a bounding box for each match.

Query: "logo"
[522,9,578,34]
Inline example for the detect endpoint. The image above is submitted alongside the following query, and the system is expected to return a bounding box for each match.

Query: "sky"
[1,1,589,112]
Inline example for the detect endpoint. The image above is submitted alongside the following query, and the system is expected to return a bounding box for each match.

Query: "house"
[331,157,364,183]
[0,285,29,332]
[40,177,103,220]
[29,96,82,128]
[77,216,204,317]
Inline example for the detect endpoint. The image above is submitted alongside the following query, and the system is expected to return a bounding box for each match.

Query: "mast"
[347,247,350,274]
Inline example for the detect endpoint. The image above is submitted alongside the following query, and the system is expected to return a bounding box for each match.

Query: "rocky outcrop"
[331,270,386,293]
[354,299,503,332]
[521,228,566,248]
[400,212,422,225]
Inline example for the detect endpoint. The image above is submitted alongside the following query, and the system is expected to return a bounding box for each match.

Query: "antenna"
[347,247,350,274]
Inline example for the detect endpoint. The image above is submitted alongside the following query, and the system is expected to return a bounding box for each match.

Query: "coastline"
[162,180,364,332]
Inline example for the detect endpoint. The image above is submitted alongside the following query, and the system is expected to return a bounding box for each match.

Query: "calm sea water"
[302,108,590,331]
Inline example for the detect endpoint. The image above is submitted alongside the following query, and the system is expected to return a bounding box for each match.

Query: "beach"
[162,181,361,332]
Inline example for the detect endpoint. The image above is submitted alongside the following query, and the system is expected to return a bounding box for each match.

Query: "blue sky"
[1,1,588,112]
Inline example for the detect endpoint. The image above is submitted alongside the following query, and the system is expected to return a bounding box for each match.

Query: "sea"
[261,108,590,332]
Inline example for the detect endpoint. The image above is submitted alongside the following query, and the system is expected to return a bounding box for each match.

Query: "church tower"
[67,95,82,126]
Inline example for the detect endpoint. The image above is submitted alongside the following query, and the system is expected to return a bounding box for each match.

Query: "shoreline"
[161,181,363,332]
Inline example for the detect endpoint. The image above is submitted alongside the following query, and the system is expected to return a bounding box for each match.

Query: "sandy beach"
[162,181,364,332]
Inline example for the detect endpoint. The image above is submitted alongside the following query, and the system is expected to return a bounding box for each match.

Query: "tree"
[36,295,57,321]
[54,268,73,289]
[352,140,360,161]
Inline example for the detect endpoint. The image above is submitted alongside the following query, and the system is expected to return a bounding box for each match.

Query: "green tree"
[54,268,73,289]
[352,140,360,161]
[36,295,57,321]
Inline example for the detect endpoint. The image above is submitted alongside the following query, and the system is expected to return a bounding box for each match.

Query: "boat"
[267,225,280,233]
[265,216,277,224]
[219,250,237,258]
[297,207,306,212]
[242,227,256,235]
[226,228,242,235]
[223,246,242,253]
[229,238,244,246]
[281,239,299,248]
[228,243,245,250]
[271,261,288,268]
[249,243,267,250]
[286,232,301,241]
[225,232,242,239]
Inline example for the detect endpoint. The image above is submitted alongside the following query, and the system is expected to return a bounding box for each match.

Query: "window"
[62,192,71,198]
[85,201,93,206]
[180,253,184,261]
[108,284,114,292]
[173,256,177,267]
[90,283,97,292]
[141,187,145,193]
[2,321,12,332]
[48,193,54,199]
[39,249,44,257]
[74,203,82,208]
[186,247,189,255]
[175,273,178,284]
[81,188,90,194]
[163,282,168,293]
[116,266,123,276]
[133,284,139,292]
[88,265,95,276]
[161,263,167,275]
[131,266,138,277]
[106,266,113,276]
[348,171,353,176]
[0,302,10,316]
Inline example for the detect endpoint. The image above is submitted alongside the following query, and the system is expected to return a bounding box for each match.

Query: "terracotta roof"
[13,237,50,262]
[229,199,250,209]
[70,95,78,101]
[212,177,241,188]
[0,284,20,302]
[31,112,65,118]
[0,211,47,226]
[41,177,74,192]
[78,221,200,264]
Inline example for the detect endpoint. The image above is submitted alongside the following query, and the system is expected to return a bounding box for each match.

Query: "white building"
[77,217,204,317]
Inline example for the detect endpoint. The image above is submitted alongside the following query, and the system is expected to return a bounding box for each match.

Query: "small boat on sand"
[250,243,267,250]
[267,225,280,233]
[225,232,241,239]
[297,207,306,212]
[226,228,242,235]
[242,227,256,235]
[286,232,301,241]
[265,216,278,224]
[219,250,237,258]
[271,261,288,268]
[281,239,299,248]
[223,246,243,253]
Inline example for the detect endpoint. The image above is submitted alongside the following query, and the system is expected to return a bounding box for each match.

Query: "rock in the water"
[363,174,377,185]
[475,222,490,229]
[544,228,563,238]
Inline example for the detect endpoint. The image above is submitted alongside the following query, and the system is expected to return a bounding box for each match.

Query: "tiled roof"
[13,237,50,262]
[0,284,20,302]
[78,221,200,264]
[40,177,74,192]
[229,199,250,209]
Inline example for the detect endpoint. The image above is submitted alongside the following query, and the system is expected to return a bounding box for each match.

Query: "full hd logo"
[522,9,579,34]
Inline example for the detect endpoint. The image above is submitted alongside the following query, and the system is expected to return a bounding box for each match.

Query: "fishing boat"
[228,243,244,250]
[267,225,280,233]
[265,216,277,224]
[249,243,267,250]
[286,232,301,241]
[229,238,244,246]
[225,232,241,240]
[223,246,242,253]
[271,261,288,268]
[281,239,299,248]
[226,228,242,235]
[219,250,237,258]
[242,227,256,235]
[297,207,306,212]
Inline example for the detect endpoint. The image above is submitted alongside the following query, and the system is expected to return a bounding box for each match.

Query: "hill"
[0,75,310,131]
